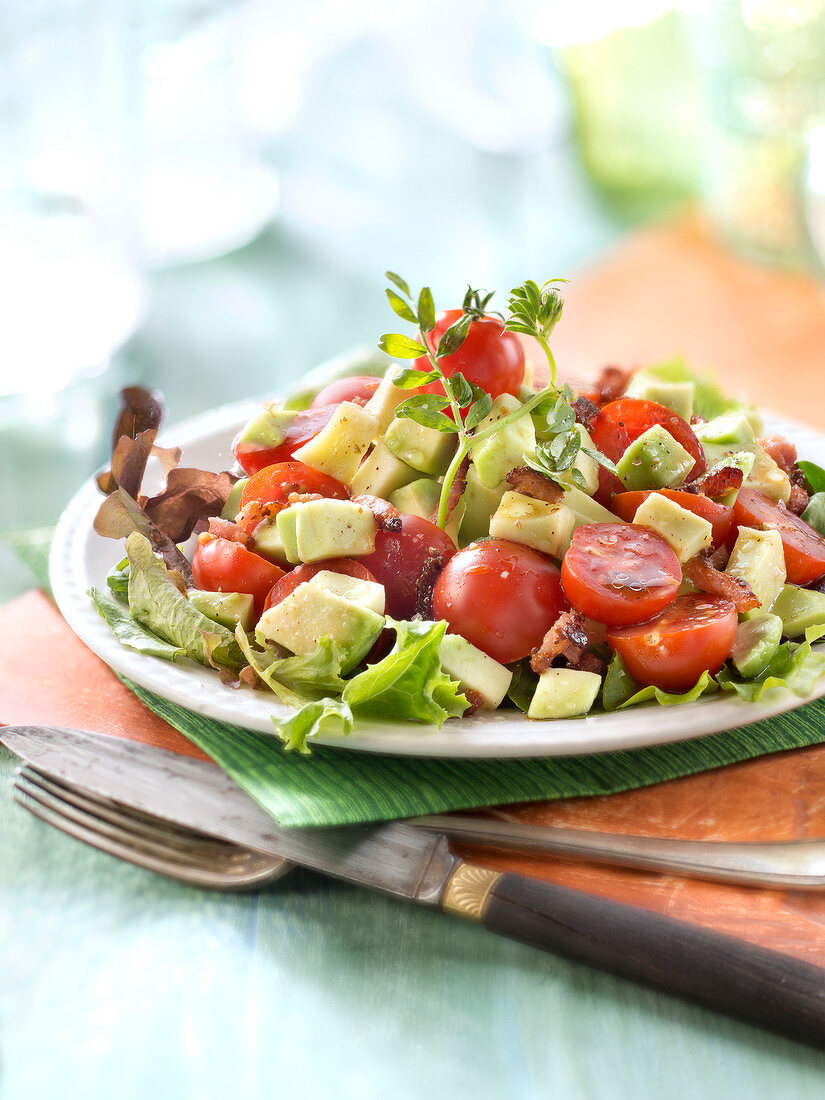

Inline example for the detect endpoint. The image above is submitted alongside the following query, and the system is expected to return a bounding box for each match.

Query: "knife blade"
[3,724,825,1047]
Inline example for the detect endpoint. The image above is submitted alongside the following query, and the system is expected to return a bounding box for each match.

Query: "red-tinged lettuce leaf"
[111,385,163,448]
[141,467,239,543]
[97,429,157,497]
[94,488,193,584]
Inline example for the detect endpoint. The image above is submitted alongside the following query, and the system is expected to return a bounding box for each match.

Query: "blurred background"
[2,0,825,595]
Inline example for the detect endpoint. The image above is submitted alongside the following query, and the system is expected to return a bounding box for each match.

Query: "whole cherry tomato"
[414,310,525,403]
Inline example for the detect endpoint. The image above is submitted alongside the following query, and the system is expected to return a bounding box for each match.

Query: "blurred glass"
[541,2,701,218]
[695,0,825,268]
[0,1,146,528]
[134,0,280,267]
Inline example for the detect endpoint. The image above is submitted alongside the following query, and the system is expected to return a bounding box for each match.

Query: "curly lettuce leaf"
[90,586,187,663]
[234,628,346,708]
[715,624,825,701]
[601,653,717,710]
[276,698,354,754]
[106,557,130,601]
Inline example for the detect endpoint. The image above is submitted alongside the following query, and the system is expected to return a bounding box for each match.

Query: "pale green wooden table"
[2,133,825,1098]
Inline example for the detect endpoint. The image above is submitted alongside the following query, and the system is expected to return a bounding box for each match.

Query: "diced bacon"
[351,493,402,532]
[683,553,759,612]
[462,688,485,715]
[568,651,607,676]
[683,465,744,499]
[414,550,449,618]
[572,395,600,432]
[207,517,249,545]
[505,466,564,504]
[760,435,797,474]
[593,364,634,405]
[530,610,589,675]
[788,481,810,516]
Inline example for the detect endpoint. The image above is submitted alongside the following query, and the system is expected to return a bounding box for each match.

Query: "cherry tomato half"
[414,310,525,403]
[590,399,706,482]
[310,375,382,409]
[239,461,348,510]
[432,538,568,664]
[612,489,734,548]
[607,594,737,693]
[732,487,825,585]
[192,536,285,619]
[232,405,337,476]
[262,558,379,614]
[359,514,457,620]
[560,523,682,627]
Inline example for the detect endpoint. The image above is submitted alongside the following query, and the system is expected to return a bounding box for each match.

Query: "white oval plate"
[50,397,825,758]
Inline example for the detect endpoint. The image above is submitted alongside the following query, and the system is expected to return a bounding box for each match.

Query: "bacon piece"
[414,550,448,618]
[287,491,323,504]
[207,517,249,545]
[572,395,600,432]
[593,364,633,405]
[683,553,759,612]
[505,466,564,505]
[530,610,589,675]
[351,493,402,532]
[462,688,485,716]
[683,465,744,500]
[568,651,607,676]
[760,435,797,474]
[788,482,810,516]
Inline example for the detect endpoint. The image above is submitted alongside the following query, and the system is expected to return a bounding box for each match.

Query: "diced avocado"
[287,499,377,562]
[616,424,694,491]
[561,485,620,528]
[743,446,791,504]
[307,569,386,615]
[235,402,295,449]
[632,493,713,564]
[730,614,783,677]
[251,516,292,566]
[292,401,379,485]
[220,478,248,521]
[470,394,537,488]
[188,589,255,632]
[459,467,507,545]
[489,491,576,559]
[802,492,825,538]
[363,365,408,434]
[389,477,463,544]
[626,376,695,421]
[725,526,786,611]
[382,417,458,477]
[527,667,602,720]
[694,413,757,449]
[349,440,417,499]
[770,585,825,637]
[438,633,513,710]
[558,425,599,495]
[256,582,383,673]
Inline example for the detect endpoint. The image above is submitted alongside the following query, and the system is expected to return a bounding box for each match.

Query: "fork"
[13,766,292,891]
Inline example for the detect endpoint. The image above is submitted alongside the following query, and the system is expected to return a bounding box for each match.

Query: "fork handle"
[443,864,825,1047]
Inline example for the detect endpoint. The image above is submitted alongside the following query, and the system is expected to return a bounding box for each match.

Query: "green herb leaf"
[581,446,620,475]
[418,286,436,333]
[435,314,471,359]
[386,289,418,324]
[392,367,440,389]
[397,393,451,414]
[798,461,825,494]
[464,393,493,431]
[379,332,428,360]
[446,372,474,408]
[395,403,458,433]
[385,270,411,298]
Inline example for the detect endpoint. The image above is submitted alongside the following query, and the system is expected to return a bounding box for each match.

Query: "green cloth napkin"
[6,527,825,828]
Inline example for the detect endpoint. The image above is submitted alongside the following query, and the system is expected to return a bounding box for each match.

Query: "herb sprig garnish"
[378,273,615,528]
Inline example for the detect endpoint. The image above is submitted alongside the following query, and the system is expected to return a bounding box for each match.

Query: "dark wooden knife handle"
[446,865,825,1047]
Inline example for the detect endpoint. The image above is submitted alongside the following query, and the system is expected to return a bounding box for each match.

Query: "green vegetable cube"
[470,394,536,488]
[770,585,825,637]
[438,633,513,710]
[489,491,576,559]
[616,424,694,491]
[632,493,713,563]
[293,401,379,484]
[527,668,602,720]
[725,526,786,612]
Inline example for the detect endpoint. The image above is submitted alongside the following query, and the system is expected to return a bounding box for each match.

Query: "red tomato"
[732,487,825,585]
[590,399,706,482]
[192,536,285,618]
[560,523,682,627]
[415,310,525,402]
[310,375,382,408]
[232,405,337,476]
[239,461,348,510]
[262,558,379,614]
[432,538,568,664]
[612,489,734,548]
[607,594,737,693]
[359,514,457,620]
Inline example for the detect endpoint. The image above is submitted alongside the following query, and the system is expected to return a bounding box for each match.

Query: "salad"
[89,275,825,752]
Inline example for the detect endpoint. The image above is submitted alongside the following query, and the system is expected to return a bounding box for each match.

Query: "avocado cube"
[694,413,757,448]
[235,402,295,449]
[632,493,713,564]
[293,499,377,562]
[220,477,248,521]
[490,491,576,560]
[459,467,508,545]
[292,401,379,485]
[188,589,255,632]
[562,485,620,527]
[616,424,694,491]
[730,614,783,677]
[470,394,536,488]
[802,492,825,537]
[527,668,602,720]
[382,417,458,477]
[770,585,825,637]
[557,425,599,496]
[743,446,791,504]
[389,478,463,544]
[438,633,513,710]
[626,377,695,421]
[256,583,383,673]
[725,526,786,612]
[308,570,386,615]
[253,516,293,566]
[349,440,417,499]
[363,366,408,433]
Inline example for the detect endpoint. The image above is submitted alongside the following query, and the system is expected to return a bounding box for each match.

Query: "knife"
[3,725,825,1047]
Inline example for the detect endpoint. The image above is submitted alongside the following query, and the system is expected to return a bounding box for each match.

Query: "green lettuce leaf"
[106,558,130,601]
[234,628,347,708]
[89,586,187,663]
[124,532,243,670]
[715,624,825,701]
[506,660,539,713]
[601,653,717,710]
[276,698,354,754]
[642,357,744,421]
[798,461,825,494]
[601,653,638,710]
